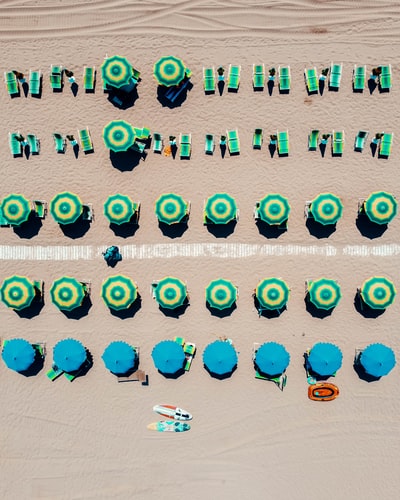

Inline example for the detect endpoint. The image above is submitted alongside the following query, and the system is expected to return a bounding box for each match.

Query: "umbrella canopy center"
[10,287,24,299]
[215,201,228,214]
[215,289,228,300]
[164,287,178,300]
[373,287,386,299]
[7,203,20,215]
[376,201,389,213]
[59,201,74,214]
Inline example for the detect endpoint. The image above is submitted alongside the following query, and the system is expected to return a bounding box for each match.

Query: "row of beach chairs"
[308,130,393,157]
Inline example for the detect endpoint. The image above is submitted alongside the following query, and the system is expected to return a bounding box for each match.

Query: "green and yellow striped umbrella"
[0,275,36,310]
[101,275,138,311]
[1,193,31,226]
[153,56,187,87]
[256,278,290,310]
[360,276,397,310]
[308,278,342,310]
[50,277,86,311]
[153,276,187,309]
[206,278,238,310]
[50,192,83,225]
[257,194,291,225]
[204,193,237,224]
[310,193,343,225]
[364,191,398,225]
[155,193,189,225]
[101,55,133,89]
[103,120,136,152]
[104,194,138,225]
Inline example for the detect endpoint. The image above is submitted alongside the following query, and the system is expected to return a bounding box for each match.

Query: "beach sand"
[0,1,400,499]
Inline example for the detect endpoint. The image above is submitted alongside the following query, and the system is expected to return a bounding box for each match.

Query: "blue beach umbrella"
[102,341,137,374]
[151,340,185,375]
[359,343,396,377]
[1,338,35,372]
[53,338,86,373]
[203,340,238,377]
[254,342,290,377]
[308,342,343,377]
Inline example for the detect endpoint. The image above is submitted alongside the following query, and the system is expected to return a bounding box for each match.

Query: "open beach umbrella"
[101,275,137,311]
[103,120,136,153]
[360,276,396,309]
[104,194,138,225]
[254,342,290,377]
[50,277,86,311]
[1,193,31,226]
[308,342,343,376]
[0,275,36,310]
[204,193,237,224]
[50,192,83,225]
[2,338,35,372]
[153,55,187,87]
[256,194,291,225]
[101,55,133,89]
[153,276,187,309]
[205,278,237,310]
[359,343,396,377]
[310,193,343,225]
[53,338,86,373]
[151,340,185,374]
[203,340,238,377]
[308,278,342,310]
[155,193,189,225]
[102,341,137,375]
[364,191,398,225]
[256,278,290,310]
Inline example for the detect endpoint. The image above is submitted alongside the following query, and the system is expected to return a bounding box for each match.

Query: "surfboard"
[147,421,191,432]
[153,404,193,421]
[308,383,339,401]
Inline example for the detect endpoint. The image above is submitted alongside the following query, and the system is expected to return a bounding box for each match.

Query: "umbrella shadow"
[319,79,326,95]
[156,81,192,109]
[353,361,381,382]
[70,350,94,380]
[368,78,378,94]
[16,297,45,319]
[304,295,334,319]
[158,367,185,379]
[22,81,29,97]
[112,357,140,377]
[354,292,385,318]
[110,222,139,238]
[109,296,142,319]
[356,212,388,239]
[303,354,331,382]
[61,295,92,319]
[19,354,45,377]
[72,143,80,159]
[206,301,237,318]
[108,87,139,109]
[60,218,91,239]
[158,221,188,238]
[254,296,286,318]
[159,299,190,318]
[205,220,237,238]
[306,218,337,238]
[204,364,237,380]
[255,220,287,238]
[13,212,42,239]
[110,150,143,171]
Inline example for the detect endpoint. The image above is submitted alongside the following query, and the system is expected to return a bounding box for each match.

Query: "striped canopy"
[103,120,136,152]
[0,275,36,310]
[50,277,86,311]
[101,55,133,88]
[50,192,83,225]
[310,193,343,225]
[308,342,343,376]
[364,191,398,225]
[104,194,138,225]
[151,340,185,374]
[256,194,291,225]
[155,193,189,225]
[2,338,35,372]
[53,338,86,373]
[360,276,397,309]
[204,193,237,224]
[308,278,342,310]
[256,278,290,310]
[153,56,187,87]
[102,341,137,374]
[1,193,31,226]
[254,342,290,377]
[359,343,396,377]
[203,340,238,376]
[205,278,237,310]
[101,275,138,310]
[153,276,187,309]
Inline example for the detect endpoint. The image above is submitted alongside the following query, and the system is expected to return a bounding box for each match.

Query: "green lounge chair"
[78,127,94,153]
[253,128,263,149]
[153,132,163,153]
[50,65,63,90]
[379,65,392,91]
[132,67,141,85]
[226,129,240,155]
[27,134,40,154]
[4,71,19,96]
[33,200,47,218]
[304,67,318,94]
[308,130,319,151]
[64,359,91,382]
[379,132,393,158]
[131,141,146,154]
[332,130,344,156]
[203,67,215,94]
[353,65,366,92]
[227,64,241,91]
[205,134,214,155]
[252,64,265,90]
[29,70,41,96]
[174,336,185,346]
[184,342,196,371]
[354,130,369,152]
[53,133,66,153]
[9,132,23,157]
[82,204,94,221]
[47,364,64,381]
[329,62,342,90]
[179,133,192,159]
[255,370,287,390]
[83,66,95,92]
[277,130,289,156]
[32,342,46,357]
[0,207,11,227]
[278,66,291,93]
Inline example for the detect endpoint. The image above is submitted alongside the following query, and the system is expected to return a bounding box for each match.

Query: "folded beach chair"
[131,67,141,85]
[33,200,47,218]
[203,67,215,94]
[4,71,19,96]
[174,336,185,347]
[29,70,41,96]
[354,130,369,152]
[179,133,192,159]
[308,130,319,151]
[253,128,263,149]
[226,129,240,155]
[27,134,40,154]
[353,65,366,92]
[46,364,64,381]
[9,132,23,157]
[50,65,63,90]
[379,132,393,158]
[184,342,196,371]
[329,62,342,90]
[278,66,291,92]
[78,127,94,153]
[32,342,46,357]
[252,64,265,90]
[205,134,215,155]
[379,64,392,91]
[277,130,289,156]
[152,132,163,153]
[304,67,318,94]
[83,66,95,92]
[332,130,344,156]
[131,141,146,154]
[53,133,66,153]
[227,64,241,91]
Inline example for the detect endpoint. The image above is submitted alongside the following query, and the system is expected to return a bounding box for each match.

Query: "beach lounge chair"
[0,207,11,227]
[131,67,141,85]
[46,364,64,381]
[33,200,47,218]
[27,134,40,155]
[354,130,369,152]
[50,65,63,91]
[9,132,23,157]
[78,127,94,153]
[82,204,94,221]
[227,64,241,91]
[32,342,46,358]
[227,129,240,155]
[332,130,344,156]
[277,130,289,156]
[153,132,163,153]
[203,67,215,94]
[252,64,265,90]
[83,66,95,92]
[4,71,19,96]
[29,70,41,96]
[117,369,147,383]
[184,343,196,371]
[353,65,366,92]
[379,132,393,158]
[64,359,91,382]
[278,66,291,93]
[53,133,66,153]
[379,65,392,91]
[179,133,192,159]
[308,130,319,151]
[329,62,342,90]
[174,336,185,347]
[304,67,318,94]
[205,134,215,155]
[253,128,263,149]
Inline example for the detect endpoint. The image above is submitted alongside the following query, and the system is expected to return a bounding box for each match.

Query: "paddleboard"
[308,383,339,401]
[147,421,191,432]
[153,404,192,421]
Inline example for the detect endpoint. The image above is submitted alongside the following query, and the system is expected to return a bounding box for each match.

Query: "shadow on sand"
[61,295,92,320]
[109,296,142,319]
[110,150,144,171]
[255,220,287,239]
[158,221,188,238]
[354,292,385,318]
[13,212,43,239]
[205,220,237,238]
[356,212,388,239]
[306,218,337,238]
[304,295,334,319]
[206,301,237,318]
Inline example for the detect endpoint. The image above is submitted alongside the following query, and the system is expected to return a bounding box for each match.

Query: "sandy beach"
[1,1,400,499]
